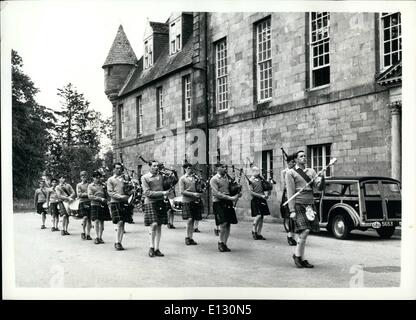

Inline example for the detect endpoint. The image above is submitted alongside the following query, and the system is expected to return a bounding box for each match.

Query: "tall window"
[136,96,143,135]
[144,37,153,69]
[118,104,124,139]
[381,12,401,70]
[255,18,272,102]
[169,18,182,55]
[310,12,330,88]
[215,39,229,112]
[183,75,192,121]
[156,87,164,128]
[254,150,273,180]
[307,144,332,177]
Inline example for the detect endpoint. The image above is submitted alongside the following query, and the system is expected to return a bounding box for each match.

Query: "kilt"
[109,202,133,224]
[143,201,168,226]
[182,200,203,220]
[48,202,60,217]
[91,204,112,222]
[280,190,290,218]
[293,203,320,233]
[250,197,270,217]
[213,200,238,226]
[78,201,91,219]
[58,202,69,217]
[36,202,47,215]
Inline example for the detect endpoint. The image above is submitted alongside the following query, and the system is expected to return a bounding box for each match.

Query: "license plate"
[381,221,393,227]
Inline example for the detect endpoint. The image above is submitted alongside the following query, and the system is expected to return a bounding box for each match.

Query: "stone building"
[103,12,402,218]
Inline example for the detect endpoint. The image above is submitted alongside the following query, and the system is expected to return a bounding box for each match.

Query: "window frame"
[136,96,143,135]
[169,17,182,55]
[307,144,332,177]
[183,75,192,122]
[215,38,229,113]
[255,17,273,103]
[156,87,164,128]
[309,12,330,89]
[144,36,153,69]
[118,104,124,140]
[379,12,402,71]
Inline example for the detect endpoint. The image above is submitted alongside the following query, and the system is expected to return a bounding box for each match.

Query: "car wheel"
[331,213,352,239]
[376,226,395,239]
[283,217,290,233]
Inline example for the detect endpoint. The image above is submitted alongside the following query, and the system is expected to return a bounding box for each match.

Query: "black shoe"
[65,231,70,235]
[115,243,124,251]
[170,224,176,229]
[81,233,86,240]
[218,242,225,252]
[293,254,304,268]
[167,224,171,229]
[61,230,65,236]
[223,244,231,252]
[301,260,314,268]
[252,231,258,240]
[154,249,164,257]
[194,228,200,233]
[86,235,92,240]
[99,238,104,244]
[94,238,100,244]
[41,225,46,229]
[55,227,60,231]
[148,247,155,257]
[257,234,266,240]
[51,227,56,232]
[189,238,198,245]
[287,236,297,246]
[185,237,192,245]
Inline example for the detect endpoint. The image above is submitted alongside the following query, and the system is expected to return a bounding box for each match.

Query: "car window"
[324,183,343,196]
[363,182,381,197]
[344,183,359,196]
[382,182,401,199]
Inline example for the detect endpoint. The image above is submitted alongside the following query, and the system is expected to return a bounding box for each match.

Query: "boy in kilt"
[46,178,60,231]
[179,163,203,245]
[107,163,133,251]
[210,163,241,252]
[248,166,270,240]
[141,160,171,257]
[56,176,76,236]
[34,180,48,229]
[76,171,92,240]
[285,150,325,268]
[88,171,111,244]
[280,153,297,246]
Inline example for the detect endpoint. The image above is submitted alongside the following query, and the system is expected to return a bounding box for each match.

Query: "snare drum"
[42,202,48,209]
[170,196,183,212]
[69,199,80,211]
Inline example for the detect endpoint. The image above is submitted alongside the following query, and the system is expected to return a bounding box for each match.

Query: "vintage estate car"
[284,176,401,239]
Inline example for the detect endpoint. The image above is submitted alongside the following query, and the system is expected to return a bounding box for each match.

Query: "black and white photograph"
[2,0,416,301]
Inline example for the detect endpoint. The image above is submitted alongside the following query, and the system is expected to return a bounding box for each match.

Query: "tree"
[47,83,110,184]
[12,50,55,199]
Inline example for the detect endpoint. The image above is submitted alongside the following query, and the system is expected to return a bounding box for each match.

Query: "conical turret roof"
[103,25,137,68]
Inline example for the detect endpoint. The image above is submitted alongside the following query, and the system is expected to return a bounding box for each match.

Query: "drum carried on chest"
[169,196,183,212]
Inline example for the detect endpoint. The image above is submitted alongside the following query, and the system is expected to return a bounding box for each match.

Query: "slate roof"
[376,61,402,86]
[103,25,138,68]
[118,33,193,96]
[150,22,169,34]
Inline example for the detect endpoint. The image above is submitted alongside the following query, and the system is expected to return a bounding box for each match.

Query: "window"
[144,37,153,69]
[156,87,164,128]
[136,96,143,135]
[118,104,124,139]
[215,39,229,112]
[107,66,112,76]
[169,18,182,55]
[380,12,401,69]
[307,144,332,177]
[255,18,272,102]
[254,149,273,180]
[310,12,330,88]
[183,75,192,121]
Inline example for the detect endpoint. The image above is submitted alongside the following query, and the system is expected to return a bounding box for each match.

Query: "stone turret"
[103,25,137,103]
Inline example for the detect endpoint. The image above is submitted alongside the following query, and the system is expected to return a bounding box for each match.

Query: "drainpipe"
[204,12,211,217]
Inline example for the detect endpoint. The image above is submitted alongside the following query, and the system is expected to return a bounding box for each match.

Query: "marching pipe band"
[34,148,335,268]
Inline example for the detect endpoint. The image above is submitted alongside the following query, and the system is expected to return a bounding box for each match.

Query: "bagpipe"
[246,157,276,192]
[119,153,143,208]
[227,165,243,196]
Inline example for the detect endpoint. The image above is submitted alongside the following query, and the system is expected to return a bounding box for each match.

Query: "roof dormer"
[143,20,169,70]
